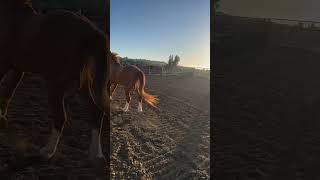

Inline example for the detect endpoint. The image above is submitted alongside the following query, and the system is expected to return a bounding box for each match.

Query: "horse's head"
[111,52,121,64]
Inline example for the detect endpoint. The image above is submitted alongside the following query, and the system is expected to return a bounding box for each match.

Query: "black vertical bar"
[102,0,110,179]
[102,0,110,36]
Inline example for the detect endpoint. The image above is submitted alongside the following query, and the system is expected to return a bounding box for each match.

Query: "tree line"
[164,55,180,73]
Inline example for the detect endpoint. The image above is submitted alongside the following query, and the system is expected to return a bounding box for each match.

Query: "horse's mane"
[111,52,121,63]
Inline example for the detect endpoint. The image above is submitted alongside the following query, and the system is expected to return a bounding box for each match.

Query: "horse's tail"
[137,71,159,108]
[80,35,110,113]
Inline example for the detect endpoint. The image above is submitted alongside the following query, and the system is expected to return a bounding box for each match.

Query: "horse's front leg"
[0,70,24,128]
[40,83,68,159]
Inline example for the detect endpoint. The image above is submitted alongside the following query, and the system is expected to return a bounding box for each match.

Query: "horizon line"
[112,53,210,69]
[217,11,320,24]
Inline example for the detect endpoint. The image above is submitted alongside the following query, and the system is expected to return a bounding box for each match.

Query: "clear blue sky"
[111,0,210,68]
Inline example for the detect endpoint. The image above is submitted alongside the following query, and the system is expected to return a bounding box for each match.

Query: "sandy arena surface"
[213,46,320,180]
[0,74,210,179]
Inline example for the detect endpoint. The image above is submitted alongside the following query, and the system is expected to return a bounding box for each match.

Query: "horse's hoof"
[122,102,129,112]
[39,147,55,159]
[39,148,49,159]
[0,116,8,129]
[91,157,106,180]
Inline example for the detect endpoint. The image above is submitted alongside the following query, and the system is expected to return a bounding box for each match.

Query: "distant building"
[120,61,163,75]
[134,64,163,75]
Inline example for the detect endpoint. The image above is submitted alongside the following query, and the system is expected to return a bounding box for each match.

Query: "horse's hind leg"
[40,82,68,159]
[79,88,106,179]
[137,90,143,112]
[122,87,131,112]
[0,70,24,128]
[79,88,105,159]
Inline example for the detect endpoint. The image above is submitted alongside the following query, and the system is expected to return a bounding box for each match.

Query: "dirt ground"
[213,46,320,180]
[110,75,210,179]
[0,73,210,179]
[0,74,109,180]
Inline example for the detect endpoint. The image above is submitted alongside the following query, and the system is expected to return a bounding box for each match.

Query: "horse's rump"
[136,70,159,108]
[12,10,107,74]
[118,65,159,107]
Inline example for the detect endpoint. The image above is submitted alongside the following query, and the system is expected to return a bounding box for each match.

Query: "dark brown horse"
[108,52,158,112]
[0,1,109,178]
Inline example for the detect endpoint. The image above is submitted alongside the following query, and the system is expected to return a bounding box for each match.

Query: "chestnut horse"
[108,52,158,112]
[0,1,109,179]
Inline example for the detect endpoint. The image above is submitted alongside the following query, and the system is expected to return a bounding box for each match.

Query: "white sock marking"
[123,102,129,112]
[138,102,143,112]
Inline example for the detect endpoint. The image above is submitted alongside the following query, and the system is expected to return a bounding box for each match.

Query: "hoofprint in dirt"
[0,73,109,180]
[110,75,210,179]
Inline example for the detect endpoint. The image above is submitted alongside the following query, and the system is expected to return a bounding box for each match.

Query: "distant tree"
[165,55,174,72]
[164,54,180,73]
[173,55,180,66]
[168,55,174,66]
